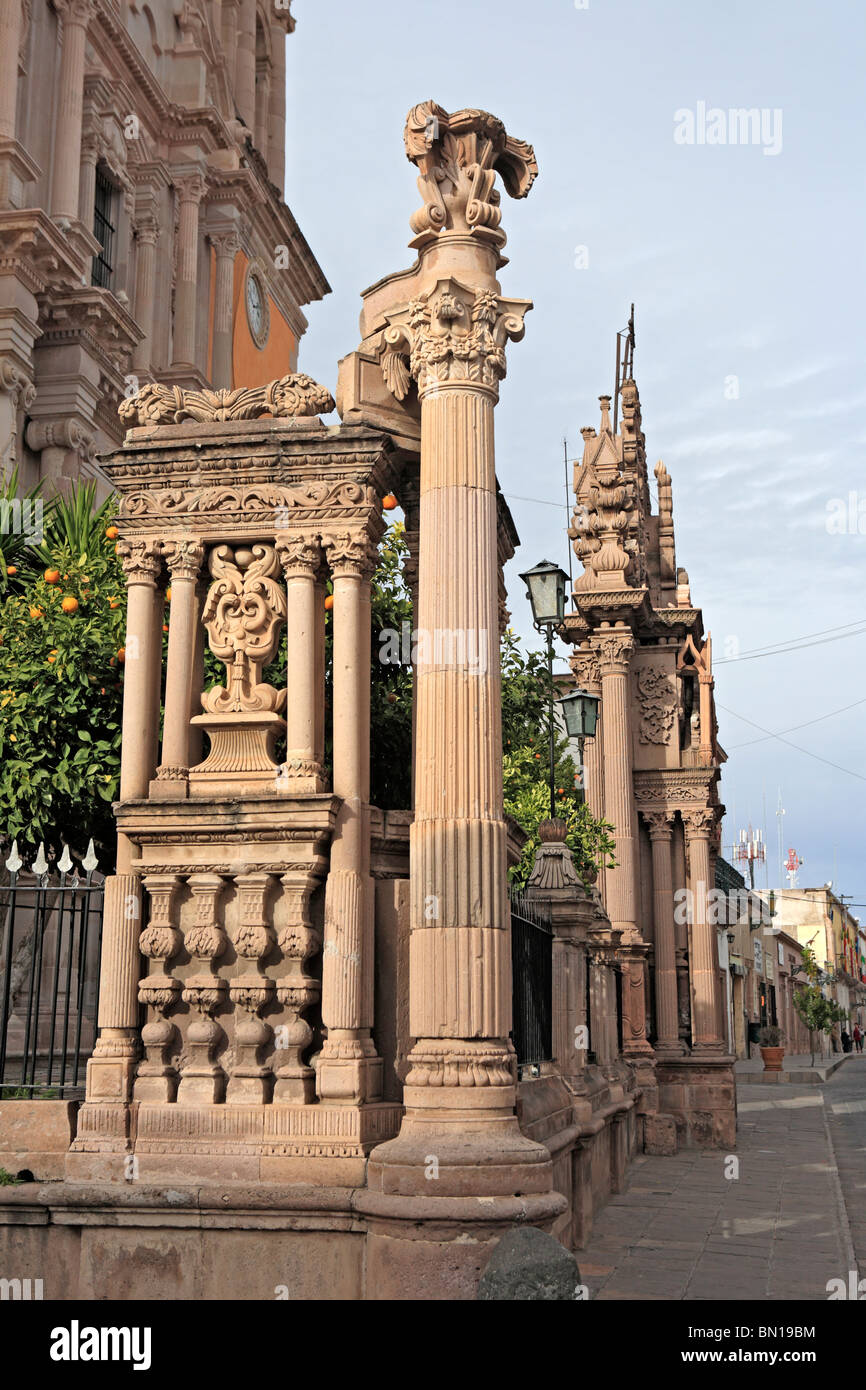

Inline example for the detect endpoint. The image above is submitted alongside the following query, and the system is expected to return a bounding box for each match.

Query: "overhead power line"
[718,702,866,782]
[715,620,866,665]
[727,696,866,749]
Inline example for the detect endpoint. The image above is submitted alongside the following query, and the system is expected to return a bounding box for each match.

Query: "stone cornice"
[634,766,720,814]
[0,209,87,296]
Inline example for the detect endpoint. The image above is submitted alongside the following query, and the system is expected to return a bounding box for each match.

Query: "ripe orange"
[534,752,541,759]
[382,493,398,511]
[47,654,56,663]
[165,587,171,602]
[61,596,79,614]
[117,647,126,663]
[324,595,334,611]
[6,565,17,576]
[109,599,120,609]
[162,624,169,633]
[105,526,119,540]
[29,605,44,619]
[44,568,60,584]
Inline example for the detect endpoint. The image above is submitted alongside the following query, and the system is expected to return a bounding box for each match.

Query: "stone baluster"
[210,228,239,389]
[684,808,725,1052]
[274,877,320,1102]
[155,537,204,795]
[50,0,95,222]
[134,874,183,1102]
[317,530,381,1103]
[227,872,276,1102]
[171,172,206,368]
[275,535,326,792]
[645,812,685,1055]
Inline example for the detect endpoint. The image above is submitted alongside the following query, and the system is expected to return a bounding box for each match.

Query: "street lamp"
[519,559,569,818]
[559,687,599,805]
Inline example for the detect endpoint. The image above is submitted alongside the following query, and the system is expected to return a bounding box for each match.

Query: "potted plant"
[758,1024,785,1072]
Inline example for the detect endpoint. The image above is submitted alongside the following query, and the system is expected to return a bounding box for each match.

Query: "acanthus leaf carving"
[118,373,335,428]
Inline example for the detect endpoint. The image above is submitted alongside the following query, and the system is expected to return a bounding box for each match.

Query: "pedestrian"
[853,1024,863,1054]
[841,1028,851,1054]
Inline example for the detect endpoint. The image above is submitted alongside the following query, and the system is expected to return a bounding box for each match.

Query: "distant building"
[757,887,865,1047]
[0,0,328,496]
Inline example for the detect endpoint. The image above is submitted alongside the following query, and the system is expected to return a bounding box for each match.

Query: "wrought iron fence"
[510,890,553,1066]
[0,839,104,1095]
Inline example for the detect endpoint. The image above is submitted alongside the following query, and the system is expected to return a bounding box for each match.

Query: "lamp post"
[519,559,569,819]
[558,686,600,806]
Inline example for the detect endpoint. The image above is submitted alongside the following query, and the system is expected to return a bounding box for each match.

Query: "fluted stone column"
[210,228,238,389]
[77,540,163,1134]
[0,0,22,142]
[597,627,653,1060]
[172,173,205,368]
[255,62,270,157]
[132,218,159,372]
[50,0,94,221]
[268,19,287,193]
[235,0,256,132]
[645,812,685,1055]
[155,538,204,795]
[276,536,325,792]
[685,808,725,1052]
[77,131,99,228]
[317,531,381,1103]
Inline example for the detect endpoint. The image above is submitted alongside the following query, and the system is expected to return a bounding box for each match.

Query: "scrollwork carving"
[118,373,335,428]
[200,543,287,715]
[637,665,677,745]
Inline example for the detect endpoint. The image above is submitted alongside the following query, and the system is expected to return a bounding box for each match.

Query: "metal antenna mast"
[613,302,635,435]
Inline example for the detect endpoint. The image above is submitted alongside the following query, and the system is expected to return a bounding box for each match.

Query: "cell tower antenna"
[613,302,635,435]
[733,823,766,891]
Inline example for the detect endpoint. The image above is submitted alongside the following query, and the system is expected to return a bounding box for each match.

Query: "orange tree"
[0,492,613,882]
[0,484,127,858]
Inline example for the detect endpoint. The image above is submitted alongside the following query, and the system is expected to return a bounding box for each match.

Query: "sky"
[282,0,865,903]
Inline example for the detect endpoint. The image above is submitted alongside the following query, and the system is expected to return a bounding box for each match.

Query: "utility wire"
[716,620,866,664]
[717,702,866,782]
[727,696,866,749]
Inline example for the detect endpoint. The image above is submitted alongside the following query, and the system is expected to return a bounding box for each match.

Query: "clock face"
[246,273,265,339]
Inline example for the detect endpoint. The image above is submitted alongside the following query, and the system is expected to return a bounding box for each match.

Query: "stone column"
[275,535,325,792]
[77,132,99,229]
[77,539,163,1132]
[210,228,238,389]
[172,172,206,368]
[645,812,684,1055]
[255,61,270,158]
[0,0,22,143]
[268,19,286,193]
[317,530,381,1103]
[221,0,238,92]
[154,538,204,795]
[684,807,725,1052]
[235,0,256,133]
[50,0,94,221]
[132,218,159,372]
[596,626,653,1060]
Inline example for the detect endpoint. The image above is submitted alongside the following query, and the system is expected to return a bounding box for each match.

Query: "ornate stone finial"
[118,374,335,428]
[402,100,538,252]
[599,395,612,433]
[527,820,585,892]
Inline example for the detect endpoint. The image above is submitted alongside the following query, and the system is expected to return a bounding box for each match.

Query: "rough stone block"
[477,1225,582,1301]
[643,1113,678,1156]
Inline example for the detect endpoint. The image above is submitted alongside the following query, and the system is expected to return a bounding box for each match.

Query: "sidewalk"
[736,1051,855,1085]
[579,1056,866,1300]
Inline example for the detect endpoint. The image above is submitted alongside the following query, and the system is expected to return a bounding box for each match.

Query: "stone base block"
[656,1056,736,1149]
[642,1112,678,1156]
[0,1100,79,1181]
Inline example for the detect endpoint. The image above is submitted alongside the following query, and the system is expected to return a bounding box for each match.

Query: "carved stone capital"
[174,171,207,205]
[595,629,634,675]
[643,811,674,841]
[381,278,530,403]
[321,530,378,581]
[275,534,321,578]
[682,807,717,842]
[116,537,162,585]
[118,373,335,428]
[570,645,602,695]
[162,536,205,581]
[402,100,537,253]
[210,228,241,260]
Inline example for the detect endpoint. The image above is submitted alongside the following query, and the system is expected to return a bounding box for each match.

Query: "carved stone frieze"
[119,479,379,523]
[117,373,335,428]
[200,543,287,716]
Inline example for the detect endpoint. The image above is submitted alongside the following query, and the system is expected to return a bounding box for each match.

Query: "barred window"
[91,168,115,289]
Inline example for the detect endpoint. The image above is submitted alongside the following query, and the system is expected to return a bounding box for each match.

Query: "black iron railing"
[510,891,553,1066]
[0,841,104,1095]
